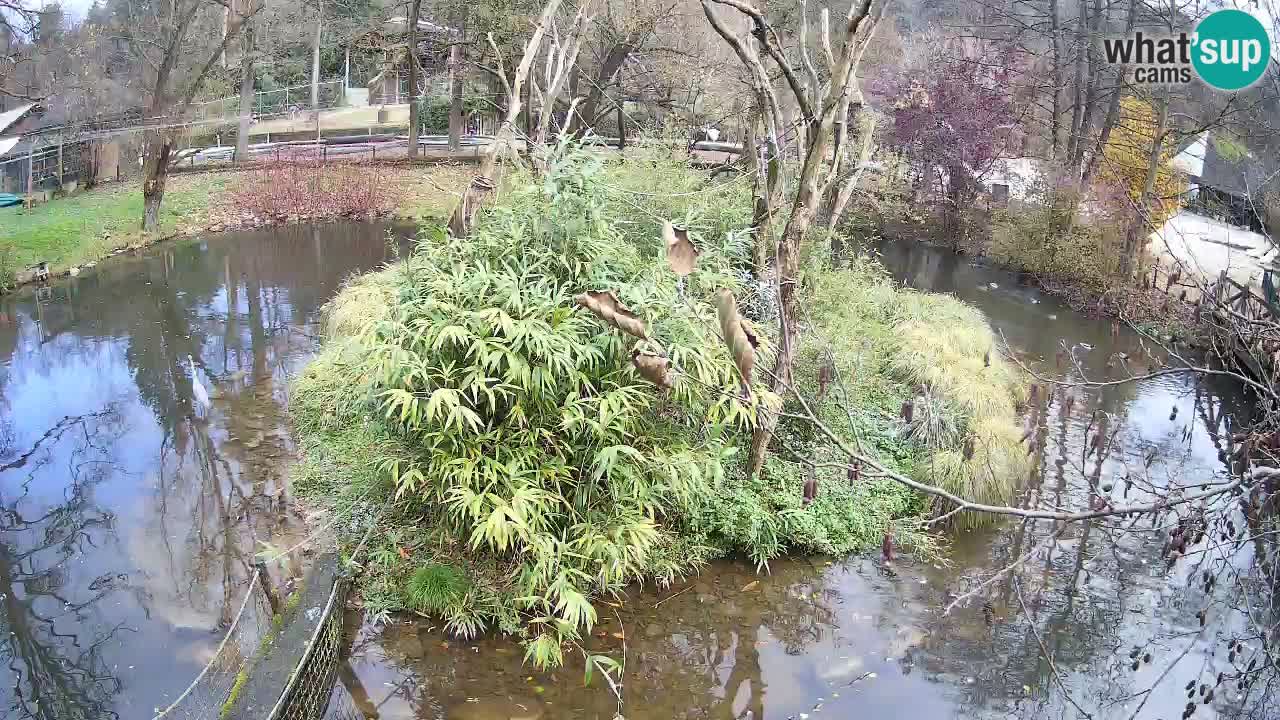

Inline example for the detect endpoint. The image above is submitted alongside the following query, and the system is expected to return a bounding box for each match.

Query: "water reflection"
[0,223,407,719]
[330,239,1266,720]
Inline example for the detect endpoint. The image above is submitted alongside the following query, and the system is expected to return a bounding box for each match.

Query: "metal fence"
[269,573,349,720]
[149,550,350,720]
[192,79,347,124]
[0,140,86,195]
[151,574,277,720]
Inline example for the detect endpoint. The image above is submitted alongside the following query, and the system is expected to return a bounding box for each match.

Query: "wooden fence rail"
[1200,270,1279,378]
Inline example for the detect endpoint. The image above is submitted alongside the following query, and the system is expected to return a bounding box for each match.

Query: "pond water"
[0,222,407,720]
[324,240,1269,720]
[0,225,1266,720]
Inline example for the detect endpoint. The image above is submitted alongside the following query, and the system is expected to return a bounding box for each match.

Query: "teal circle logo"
[1192,9,1271,91]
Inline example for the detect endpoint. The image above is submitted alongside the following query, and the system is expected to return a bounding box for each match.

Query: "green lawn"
[0,174,233,276]
[0,163,468,287]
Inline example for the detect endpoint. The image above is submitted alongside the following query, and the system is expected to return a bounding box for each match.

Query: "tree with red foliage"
[874,45,1021,245]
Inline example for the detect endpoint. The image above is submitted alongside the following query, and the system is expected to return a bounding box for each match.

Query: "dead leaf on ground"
[741,580,760,592]
[663,221,699,276]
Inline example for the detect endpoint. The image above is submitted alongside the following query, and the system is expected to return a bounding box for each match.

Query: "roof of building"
[1197,134,1280,198]
[383,16,455,35]
[0,137,19,157]
[0,104,36,135]
[1171,132,1207,177]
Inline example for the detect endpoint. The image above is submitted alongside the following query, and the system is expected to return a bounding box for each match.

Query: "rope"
[262,510,383,720]
[150,574,262,720]
[257,493,373,566]
[148,493,383,720]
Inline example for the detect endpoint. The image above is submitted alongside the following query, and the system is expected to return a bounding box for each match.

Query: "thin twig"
[653,585,692,608]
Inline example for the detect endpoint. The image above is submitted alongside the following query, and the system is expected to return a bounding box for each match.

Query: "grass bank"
[0,163,468,287]
[287,144,1027,668]
[0,173,233,278]
[778,257,1029,531]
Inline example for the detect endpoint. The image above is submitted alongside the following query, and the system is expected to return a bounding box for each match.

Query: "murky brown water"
[0,222,408,720]
[324,240,1272,720]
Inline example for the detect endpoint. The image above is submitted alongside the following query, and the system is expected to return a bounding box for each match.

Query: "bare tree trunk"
[1119,91,1168,278]
[1083,86,1120,186]
[1066,0,1085,167]
[310,1,322,112]
[142,132,174,231]
[747,130,832,473]
[827,115,878,228]
[448,26,464,150]
[615,72,624,151]
[235,23,255,164]
[750,138,781,274]
[1048,0,1062,159]
[747,71,854,476]
[569,43,634,135]
[1069,0,1102,174]
[568,65,579,114]
[406,0,423,158]
[1082,0,1136,185]
[448,0,564,238]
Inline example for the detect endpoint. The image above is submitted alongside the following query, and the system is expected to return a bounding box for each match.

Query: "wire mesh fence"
[192,80,348,124]
[0,140,86,195]
[149,549,352,720]
[151,575,276,720]
[272,575,349,720]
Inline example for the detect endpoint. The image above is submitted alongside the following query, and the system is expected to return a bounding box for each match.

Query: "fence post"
[255,560,283,617]
[26,146,33,197]
[57,141,63,188]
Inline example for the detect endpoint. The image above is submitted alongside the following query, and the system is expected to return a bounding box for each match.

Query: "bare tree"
[406,0,425,158]
[566,0,675,136]
[700,0,882,476]
[235,10,257,164]
[118,0,264,230]
[530,0,594,153]
[448,18,465,150]
[447,0,593,237]
[0,1,35,98]
[310,0,323,111]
